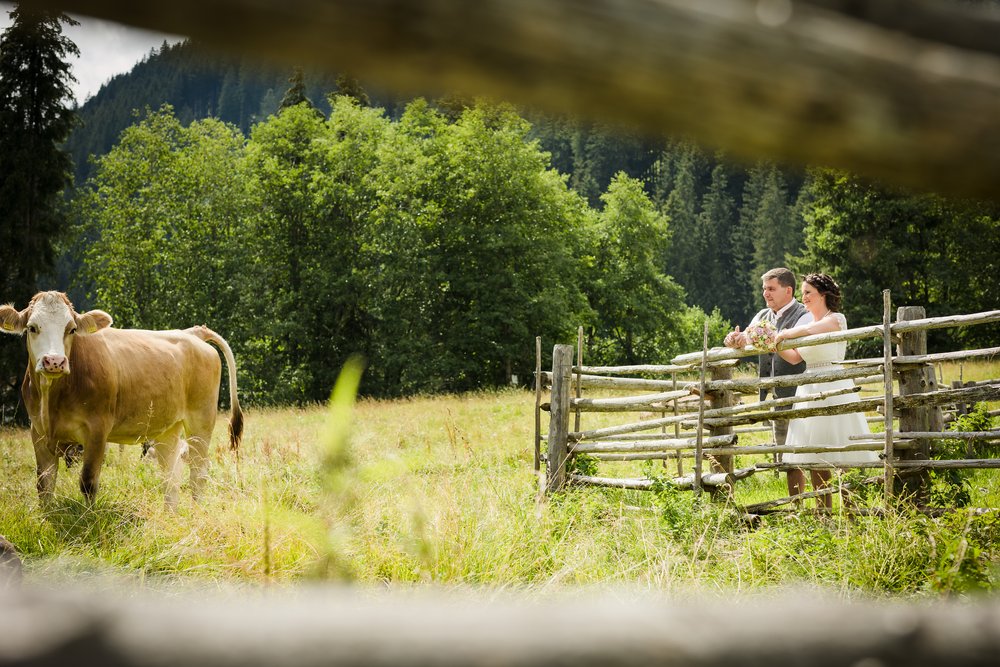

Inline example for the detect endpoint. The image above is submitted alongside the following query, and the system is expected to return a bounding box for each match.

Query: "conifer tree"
[750,164,794,278]
[278,67,313,111]
[696,159,740,320]
[0,4,78,301]
[333,73,370,107]
[736,162,767,291]
[0,4,79,418]
[661,143,707,303]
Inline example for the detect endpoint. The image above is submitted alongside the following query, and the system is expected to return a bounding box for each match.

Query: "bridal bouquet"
[745,319,777,352]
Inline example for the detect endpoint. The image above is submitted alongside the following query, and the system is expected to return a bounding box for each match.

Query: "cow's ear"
[0,304,26,335]
[76,309,113,334]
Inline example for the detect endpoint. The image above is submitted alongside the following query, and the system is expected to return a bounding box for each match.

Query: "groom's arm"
[724,312,763,348]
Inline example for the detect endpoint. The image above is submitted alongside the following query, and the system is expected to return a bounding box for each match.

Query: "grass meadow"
[1,360,998,600]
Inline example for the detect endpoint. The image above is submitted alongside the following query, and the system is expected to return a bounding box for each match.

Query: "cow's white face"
[0,292,113,378]
[27,294,78,376]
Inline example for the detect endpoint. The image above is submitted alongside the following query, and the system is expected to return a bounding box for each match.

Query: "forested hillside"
[30,39,1000,404]
[65,41,811,326]
[65,41,348,183]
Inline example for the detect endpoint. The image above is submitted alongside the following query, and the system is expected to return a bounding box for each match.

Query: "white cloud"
[1,3,184,104]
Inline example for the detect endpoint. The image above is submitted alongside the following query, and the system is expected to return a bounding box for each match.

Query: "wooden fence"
[2,586,1000,667]
[536,296,1000,510]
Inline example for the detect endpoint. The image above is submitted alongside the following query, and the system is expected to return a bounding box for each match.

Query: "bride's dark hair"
[803,273,842,312]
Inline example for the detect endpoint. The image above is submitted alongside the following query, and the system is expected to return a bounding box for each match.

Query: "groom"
[724,268,812,488]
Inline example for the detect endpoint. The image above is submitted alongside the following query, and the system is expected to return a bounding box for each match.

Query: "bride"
[773,273,878,507]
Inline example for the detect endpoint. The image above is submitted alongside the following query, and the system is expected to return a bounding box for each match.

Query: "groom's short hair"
[761,267,796,289]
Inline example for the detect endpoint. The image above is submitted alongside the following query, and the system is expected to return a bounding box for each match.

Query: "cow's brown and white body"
[1,292,242,508]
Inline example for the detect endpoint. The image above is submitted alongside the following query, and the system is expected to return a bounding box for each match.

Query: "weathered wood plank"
[684,397,886,429]
[574,362,736,375]
[699,442,900,457]
[569,468,755,490]
[534,336,542,472]
[842,346,1000,367]
[892,310,1000,334]
[591,452,692,462]
[699,366,883,394]
[571,389,693,412]
[689,384,1000,429]
[4,585,1000,667]
[36,0,1000,201]
[546,345,574,492]
[673,312,1000,367]
[893,459,1000,469]
[542,372,699,392]
[850,431,1000,441]
[894,384,1000,410]
[567,474,653,490]
[571,434,737,454]
[755,461,888,470]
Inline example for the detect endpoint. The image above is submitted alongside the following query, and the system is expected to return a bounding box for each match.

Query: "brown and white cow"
[0,291,243,509]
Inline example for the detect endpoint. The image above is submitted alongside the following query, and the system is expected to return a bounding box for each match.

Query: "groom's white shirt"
[747,298,813,329]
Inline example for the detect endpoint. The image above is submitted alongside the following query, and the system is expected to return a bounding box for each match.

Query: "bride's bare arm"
[775,314,840,363]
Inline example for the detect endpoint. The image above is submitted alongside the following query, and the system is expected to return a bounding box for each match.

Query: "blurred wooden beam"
[3,587,1000,666]
[25,0,1000,201]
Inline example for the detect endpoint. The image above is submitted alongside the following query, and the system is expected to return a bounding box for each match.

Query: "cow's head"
[0,292,113,378]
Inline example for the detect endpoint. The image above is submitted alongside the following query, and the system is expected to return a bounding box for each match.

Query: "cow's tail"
[188,326,243,451]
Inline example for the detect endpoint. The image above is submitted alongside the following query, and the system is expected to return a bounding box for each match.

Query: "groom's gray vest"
[756,301,808,401]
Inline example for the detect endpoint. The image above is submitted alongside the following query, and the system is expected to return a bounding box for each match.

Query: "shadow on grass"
[40,494,148,548]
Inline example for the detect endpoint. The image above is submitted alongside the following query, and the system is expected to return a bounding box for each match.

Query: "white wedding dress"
[783,313,879,465]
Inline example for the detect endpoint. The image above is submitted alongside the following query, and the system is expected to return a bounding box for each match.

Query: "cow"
[0,291,243,509]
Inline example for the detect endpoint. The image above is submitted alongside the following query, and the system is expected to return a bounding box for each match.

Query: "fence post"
[896,305,944,502]
[547,344,574,493]
[694,322,709,498]
[882,290,895,505]
[575,327,584,433]
[670,372,682,476]
[709,365,735,478]
[534,336,542,472]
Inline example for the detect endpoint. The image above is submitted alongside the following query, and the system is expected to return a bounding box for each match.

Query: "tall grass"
[0,361,998,598]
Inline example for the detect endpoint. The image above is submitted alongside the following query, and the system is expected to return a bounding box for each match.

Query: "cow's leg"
[184,396,219,503]
[151,424,185,510]
[79,439,109,504]
[185,432,212,502]
[31,429,59,506]
[184,411,216,501]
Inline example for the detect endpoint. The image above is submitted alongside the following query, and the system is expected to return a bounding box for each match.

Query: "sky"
[0,2,184,104]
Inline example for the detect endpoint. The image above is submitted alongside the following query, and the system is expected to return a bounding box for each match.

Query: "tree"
[731,161,803,323]
[566,124,657,208]
[279,67,314,111]
[662,147,697,266]
[0,4,79,420]
[751,164,801,278]
[241,102,333,403]
[793,169,1000,353]
[695,159,741,321]
[334,74,370,107]
[73,106,248,333]
[401,102,593,391]
[586,173,687,364]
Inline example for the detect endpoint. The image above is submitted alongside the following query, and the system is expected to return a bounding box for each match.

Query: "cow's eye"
[27,324,38,334]
[68,327,77,335]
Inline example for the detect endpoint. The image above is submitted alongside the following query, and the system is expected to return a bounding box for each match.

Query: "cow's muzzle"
[38,354,70,376]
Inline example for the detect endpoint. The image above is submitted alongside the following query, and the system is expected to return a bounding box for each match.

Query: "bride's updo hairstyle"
[803,273,842,312]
